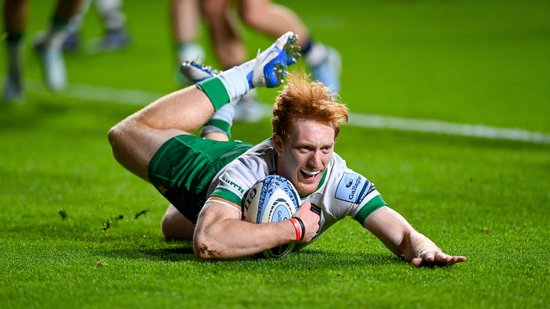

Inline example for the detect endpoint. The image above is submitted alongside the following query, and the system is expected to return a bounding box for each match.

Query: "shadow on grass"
[1,219,405,268]
[94,245,199,262]
[0,98,69,132]
[94,242,404,270]
[0,95,137,138]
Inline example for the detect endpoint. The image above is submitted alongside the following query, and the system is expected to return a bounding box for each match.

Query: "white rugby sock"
[196,59,256,110]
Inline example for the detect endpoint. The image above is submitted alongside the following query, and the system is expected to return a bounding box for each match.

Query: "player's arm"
[364,206,467,266]
[193,197,318,260]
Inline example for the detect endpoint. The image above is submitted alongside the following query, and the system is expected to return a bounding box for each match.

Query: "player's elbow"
[193,232,225,260]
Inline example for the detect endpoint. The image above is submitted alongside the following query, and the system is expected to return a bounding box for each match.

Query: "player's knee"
[161,206,194,241]
[161,215,177,240]
[107,120,132,158]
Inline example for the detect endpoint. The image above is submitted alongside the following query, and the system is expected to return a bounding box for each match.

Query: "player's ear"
[272,133,283,154]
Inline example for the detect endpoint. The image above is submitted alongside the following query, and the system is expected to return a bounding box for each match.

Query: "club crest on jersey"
[335,172,370,204]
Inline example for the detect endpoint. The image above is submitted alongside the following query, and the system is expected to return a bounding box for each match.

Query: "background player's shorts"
[148,135,252,223]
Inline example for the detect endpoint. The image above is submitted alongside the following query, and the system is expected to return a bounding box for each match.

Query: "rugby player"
[108,32,467,265]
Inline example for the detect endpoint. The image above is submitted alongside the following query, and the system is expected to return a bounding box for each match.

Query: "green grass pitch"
[1,0,549,307]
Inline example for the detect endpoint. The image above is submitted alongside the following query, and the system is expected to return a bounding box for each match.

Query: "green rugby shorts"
[148,134,251,223]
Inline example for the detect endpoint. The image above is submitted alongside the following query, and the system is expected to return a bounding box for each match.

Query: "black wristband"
[292,216,305,241]
[310,204,321,215]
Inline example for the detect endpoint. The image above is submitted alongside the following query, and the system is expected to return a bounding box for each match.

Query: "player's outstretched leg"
[183,32,300,134]
[108,33,300,180]
[183,31,300,90]
[189,31,300,115]
[181,62,263,122]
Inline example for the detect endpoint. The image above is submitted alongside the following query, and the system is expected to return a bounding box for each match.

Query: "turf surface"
[1,0,549,308]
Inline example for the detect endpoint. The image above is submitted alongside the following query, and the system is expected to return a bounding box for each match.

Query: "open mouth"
[300,169,320,180]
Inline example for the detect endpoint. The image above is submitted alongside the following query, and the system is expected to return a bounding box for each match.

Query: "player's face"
[274,119,335,196]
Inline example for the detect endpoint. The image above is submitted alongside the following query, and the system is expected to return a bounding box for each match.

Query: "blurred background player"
[170,0,204,86]
[172,0,341,121]
[2,0,84,103]
[171,0,264,121]
[202,0,341,95]
[61,0,130,52]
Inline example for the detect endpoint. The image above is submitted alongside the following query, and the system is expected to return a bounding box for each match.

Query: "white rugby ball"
[242,175,301,258]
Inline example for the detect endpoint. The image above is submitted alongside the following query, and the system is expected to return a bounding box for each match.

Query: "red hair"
[272,71,349,140]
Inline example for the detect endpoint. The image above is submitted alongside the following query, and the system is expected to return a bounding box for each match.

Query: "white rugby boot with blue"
[243,31,300,89]
[181,31,300,89]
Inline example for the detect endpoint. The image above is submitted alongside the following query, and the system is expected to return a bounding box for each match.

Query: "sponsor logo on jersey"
[335,172,371,204]
[221,175,245,194]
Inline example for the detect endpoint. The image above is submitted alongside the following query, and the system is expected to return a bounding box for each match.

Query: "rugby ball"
[242,175,301,258]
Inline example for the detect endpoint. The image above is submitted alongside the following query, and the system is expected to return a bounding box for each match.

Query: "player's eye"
[295,145,311,153]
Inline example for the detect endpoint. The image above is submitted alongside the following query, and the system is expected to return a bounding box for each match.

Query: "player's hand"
[293,200,320,242]
[410,250,467,267]
[406,231,467,267]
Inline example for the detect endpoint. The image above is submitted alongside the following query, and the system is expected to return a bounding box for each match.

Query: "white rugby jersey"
[207,138,386,242]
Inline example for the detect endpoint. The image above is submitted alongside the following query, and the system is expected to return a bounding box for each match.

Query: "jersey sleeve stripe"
[210,188,242,206]
[354,195,387,224]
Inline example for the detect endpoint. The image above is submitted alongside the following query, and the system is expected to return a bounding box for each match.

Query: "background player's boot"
[34,38,67,91]
[309,45,341,96]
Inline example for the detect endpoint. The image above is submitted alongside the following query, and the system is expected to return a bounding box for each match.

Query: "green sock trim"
[206,119,232,136]
[6,32,24,45]
[51,15,70,31]
[197,77,230,111]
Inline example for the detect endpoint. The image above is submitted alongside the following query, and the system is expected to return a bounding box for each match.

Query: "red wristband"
[289,218,302,241]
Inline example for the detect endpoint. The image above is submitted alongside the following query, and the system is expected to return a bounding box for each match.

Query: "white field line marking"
[26,80,550,144]
[348,114,550,144]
